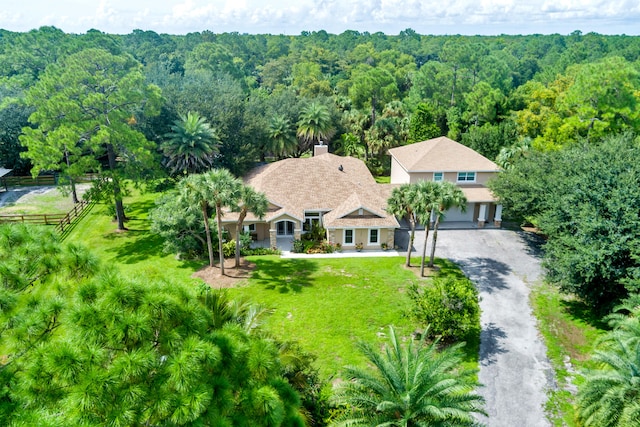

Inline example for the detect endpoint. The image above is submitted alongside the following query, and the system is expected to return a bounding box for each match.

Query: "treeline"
[1,26,639,178]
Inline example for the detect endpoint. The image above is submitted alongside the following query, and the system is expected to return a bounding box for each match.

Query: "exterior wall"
[330,228,395,249]
[390,157,411,184]
[409,171,496,185]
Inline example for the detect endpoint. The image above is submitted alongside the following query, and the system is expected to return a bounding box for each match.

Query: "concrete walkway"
[281,249,401,258]
[403,228,554,427]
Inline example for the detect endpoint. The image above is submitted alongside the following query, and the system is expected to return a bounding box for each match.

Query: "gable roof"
[239,153,398,228]
[388,136,499,172]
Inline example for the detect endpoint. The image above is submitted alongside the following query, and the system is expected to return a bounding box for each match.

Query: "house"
[223,145,399,250]
[388,136,502,227]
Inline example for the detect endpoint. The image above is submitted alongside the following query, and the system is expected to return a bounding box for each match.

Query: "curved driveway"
[406,228,554,426]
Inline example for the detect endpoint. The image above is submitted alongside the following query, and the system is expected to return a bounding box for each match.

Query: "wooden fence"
[0,174,98,190]
[0,199,93,236]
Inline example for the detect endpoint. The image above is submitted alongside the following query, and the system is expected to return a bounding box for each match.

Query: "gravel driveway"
[399,228,554,426]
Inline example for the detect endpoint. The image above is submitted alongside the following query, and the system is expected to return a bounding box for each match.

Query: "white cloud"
[0,0,638,35]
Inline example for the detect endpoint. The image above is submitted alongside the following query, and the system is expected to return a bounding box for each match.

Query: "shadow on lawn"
[250,258,318,293]
[104,230,166,264]
[560,299,610,331]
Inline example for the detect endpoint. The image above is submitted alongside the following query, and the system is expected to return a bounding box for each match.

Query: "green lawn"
[532,283,608,426]
[61,189,479,380]
[228,256,419,378]
[0,184,91,215]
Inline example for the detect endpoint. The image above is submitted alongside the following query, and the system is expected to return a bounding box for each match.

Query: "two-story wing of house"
[388,136,503,227]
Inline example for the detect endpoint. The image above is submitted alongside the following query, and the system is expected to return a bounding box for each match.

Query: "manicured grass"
[0,186,80,215]
[62,189,479,380]
[228,256,419,378]
[65,191,202,283]
[531,283,608,426]
[374,175,390,184]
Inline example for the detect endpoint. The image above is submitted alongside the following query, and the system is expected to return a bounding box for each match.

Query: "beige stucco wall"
[390,157,410,184]
[408,171,496,185]
[330,227,395,250]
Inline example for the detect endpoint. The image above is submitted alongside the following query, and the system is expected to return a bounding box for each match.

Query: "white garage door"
[442,203,474,222]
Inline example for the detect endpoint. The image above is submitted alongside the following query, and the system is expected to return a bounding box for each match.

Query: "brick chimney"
[313,141,328,156]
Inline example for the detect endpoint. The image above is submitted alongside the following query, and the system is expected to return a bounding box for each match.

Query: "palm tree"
[413,181,441,277]
[577,333,640,426]
[297,102,335,155]
[161,111,220,175]
[267,114,298,159]
[387,184,419,267]
[179,170,241,273]
[178,173,217,268]
[428,181,467,268]
[233,185,268,268]
[332,326,485,426]
[206,169,242,276]
[495,138,531,170]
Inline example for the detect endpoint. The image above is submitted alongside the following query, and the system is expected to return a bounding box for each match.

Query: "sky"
[1,0,639,36]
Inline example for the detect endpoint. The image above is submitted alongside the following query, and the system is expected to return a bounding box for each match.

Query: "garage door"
[442,203,474,222]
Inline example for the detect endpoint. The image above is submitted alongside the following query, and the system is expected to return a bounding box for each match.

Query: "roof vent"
[338,164,343,172]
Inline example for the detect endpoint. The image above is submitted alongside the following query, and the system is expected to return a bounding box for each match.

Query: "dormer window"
[457,172,476,182]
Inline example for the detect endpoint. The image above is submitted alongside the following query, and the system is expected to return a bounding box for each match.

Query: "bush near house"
[409,275,481,342]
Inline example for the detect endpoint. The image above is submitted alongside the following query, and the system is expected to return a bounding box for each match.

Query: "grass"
[531,283,608,426]
[229,256,417,378]
[374,175,391,184]
[57,188,479,380]
[64,191,202,283]
[0,184,90,215]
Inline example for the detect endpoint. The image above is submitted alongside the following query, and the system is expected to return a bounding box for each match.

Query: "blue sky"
[1,0,639,35]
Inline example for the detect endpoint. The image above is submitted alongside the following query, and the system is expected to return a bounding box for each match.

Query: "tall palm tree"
[233,185,268,268]
[179,169,241,273]
[413,180,441,277]
[178,173,217,268]
[161,111,220,175]
[387,184,419,267]
[206,169,242,276]
[297,102,335,155]
[428,181,467,268]
[332,326,485,426]
[267,114,298,159]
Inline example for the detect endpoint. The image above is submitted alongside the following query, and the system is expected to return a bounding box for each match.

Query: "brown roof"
[388,136,499,172]
[461,186,497,203]
[240,153,398,229]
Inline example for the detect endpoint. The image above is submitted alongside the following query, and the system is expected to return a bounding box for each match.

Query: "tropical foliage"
[490,133,640,310]
[161,111,220,175]
[577,302,640,427]
[332,326,485,426]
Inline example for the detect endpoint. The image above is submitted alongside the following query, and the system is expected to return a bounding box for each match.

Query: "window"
[276,220,294,236]
[368,229,379,244]
[343,229,354,245]
[433,172,443,182]
[303,212,321,231]
[457,172,476,182]
[243,224,256,232]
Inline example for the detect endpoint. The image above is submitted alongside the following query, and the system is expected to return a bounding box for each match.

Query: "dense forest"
[2,27,640,426]
[1,26,639,179]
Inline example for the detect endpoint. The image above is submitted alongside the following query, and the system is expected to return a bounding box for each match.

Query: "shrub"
[223,240,236,257]
[292,239,305,253]
[409,276,480,342]
[242,248,281,256]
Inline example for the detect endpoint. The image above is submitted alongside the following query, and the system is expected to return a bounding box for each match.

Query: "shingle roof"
[460,186,497,203]
[240,153,398,229]
[388,137,499,172]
